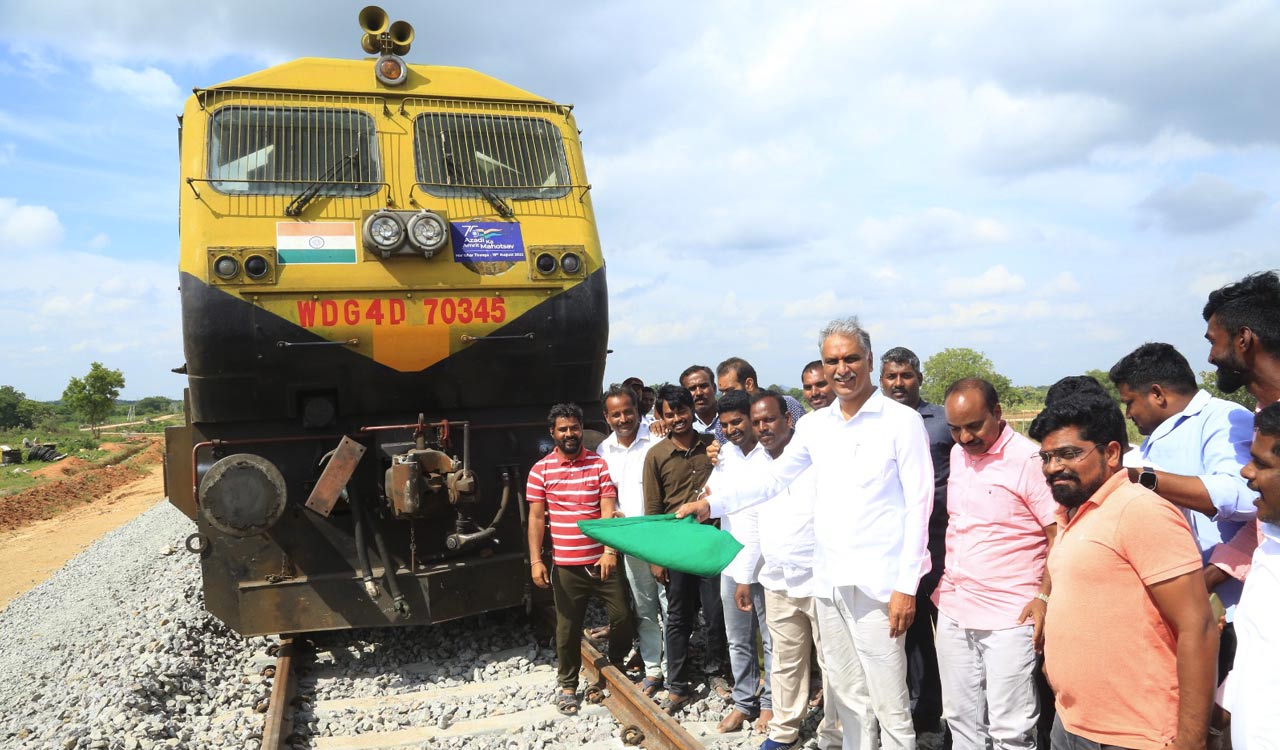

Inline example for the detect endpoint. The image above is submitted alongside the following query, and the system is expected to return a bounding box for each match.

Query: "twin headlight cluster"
[211,248,276,284]
[362,210,450,259]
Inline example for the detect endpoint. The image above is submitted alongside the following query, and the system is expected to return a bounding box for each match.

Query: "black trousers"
[552,563,634,690]
[906,567,943,721]
[665,570,728,696]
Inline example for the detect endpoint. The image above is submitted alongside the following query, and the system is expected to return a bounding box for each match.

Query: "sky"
[0,0,1277,400]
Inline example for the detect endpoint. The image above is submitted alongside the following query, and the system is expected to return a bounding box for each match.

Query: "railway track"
[257,634,708,750]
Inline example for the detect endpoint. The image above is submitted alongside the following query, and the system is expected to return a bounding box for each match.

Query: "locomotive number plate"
[294,296,507,328]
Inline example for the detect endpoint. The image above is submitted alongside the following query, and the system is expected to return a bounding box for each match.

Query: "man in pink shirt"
[934,378,1057,750]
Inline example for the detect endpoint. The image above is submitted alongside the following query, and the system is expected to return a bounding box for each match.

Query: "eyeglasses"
[1036,444,1102,466]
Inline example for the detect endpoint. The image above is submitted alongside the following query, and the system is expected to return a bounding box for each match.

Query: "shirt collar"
[601,423,651,452]
[1147,389,1213,443]
[982,423,1016,458]
[1263,521,1280,544]
[553,447,593,465]
[828,388,886,422]
[1055,469,1130,528]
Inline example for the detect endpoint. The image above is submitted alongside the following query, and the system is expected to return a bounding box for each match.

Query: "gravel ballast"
[0,502,845,750]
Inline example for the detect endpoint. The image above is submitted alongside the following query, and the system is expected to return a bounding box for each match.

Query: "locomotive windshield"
[207,106,382,196]
[413,113,571,199]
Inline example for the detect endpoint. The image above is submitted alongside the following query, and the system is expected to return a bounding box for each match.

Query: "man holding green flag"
[680,316,934,750]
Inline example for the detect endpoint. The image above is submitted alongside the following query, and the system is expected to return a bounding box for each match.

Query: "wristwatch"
[1138,466,1158,491]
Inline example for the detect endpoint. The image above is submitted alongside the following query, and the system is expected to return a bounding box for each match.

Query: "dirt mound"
[31,456,93,479]
[0,439,164,533]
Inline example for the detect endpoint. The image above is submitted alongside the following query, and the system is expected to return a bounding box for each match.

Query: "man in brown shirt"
[643,383,724,713]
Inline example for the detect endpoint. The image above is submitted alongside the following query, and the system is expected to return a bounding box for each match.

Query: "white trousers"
[765,588,842,749]
[623,553,667,678]
[934,612,1039,750]
[817,585,915,750]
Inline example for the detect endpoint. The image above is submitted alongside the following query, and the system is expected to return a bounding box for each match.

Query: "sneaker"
[759,739,797,750]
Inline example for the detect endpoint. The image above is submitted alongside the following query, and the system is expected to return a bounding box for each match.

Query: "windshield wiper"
[440,132,514,219]
[285,147,362,217]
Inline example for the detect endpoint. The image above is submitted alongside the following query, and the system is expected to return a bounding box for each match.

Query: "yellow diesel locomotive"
[164,7,607,636]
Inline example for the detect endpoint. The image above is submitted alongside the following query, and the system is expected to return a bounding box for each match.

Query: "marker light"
[244,255,270,279]
[364,211,406,252]
[534,253,558,275]
[406,211,448,256]
[213,255,240,279]
[375,54,408,86]
[560,252,582,274]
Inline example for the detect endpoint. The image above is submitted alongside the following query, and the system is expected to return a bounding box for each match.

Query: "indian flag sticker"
[276,222,358,264]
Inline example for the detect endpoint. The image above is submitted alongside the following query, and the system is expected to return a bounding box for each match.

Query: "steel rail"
[579,638,705,750]
[262,636,298,750]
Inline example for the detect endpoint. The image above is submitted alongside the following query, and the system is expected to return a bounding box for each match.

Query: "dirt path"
[0,464,173,611]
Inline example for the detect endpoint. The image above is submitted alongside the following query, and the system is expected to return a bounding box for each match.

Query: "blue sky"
[1,0,1277,400]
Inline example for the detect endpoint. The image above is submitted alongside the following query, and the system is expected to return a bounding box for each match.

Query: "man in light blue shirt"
[1108,342,1256,677]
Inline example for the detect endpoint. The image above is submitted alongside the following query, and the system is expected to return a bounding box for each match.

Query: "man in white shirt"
[1224,402,1280,749]
[597,383,666,697]
[680,316,934,750]
[731,390,841,750]
[706,389,774,733]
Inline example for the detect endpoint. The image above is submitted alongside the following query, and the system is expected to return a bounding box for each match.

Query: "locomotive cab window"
[207,106,382,196]
[413,113,571,199]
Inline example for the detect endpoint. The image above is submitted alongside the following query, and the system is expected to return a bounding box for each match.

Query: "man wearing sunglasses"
[1029,394,1217,750]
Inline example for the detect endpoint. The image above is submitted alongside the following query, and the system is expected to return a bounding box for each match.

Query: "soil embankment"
[0,440,169,609]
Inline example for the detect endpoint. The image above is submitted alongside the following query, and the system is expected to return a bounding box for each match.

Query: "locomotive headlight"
[560,252,582,274]
[213,255,240,279]
[406,211,448,256]
[364,211,405,253]
[534,253,558,275]
[244,255,270,279]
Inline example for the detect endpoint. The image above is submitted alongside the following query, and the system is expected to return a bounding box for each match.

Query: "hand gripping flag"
[577,514,743,577]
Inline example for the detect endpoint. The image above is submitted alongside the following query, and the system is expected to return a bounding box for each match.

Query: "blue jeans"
[721,576,772,715]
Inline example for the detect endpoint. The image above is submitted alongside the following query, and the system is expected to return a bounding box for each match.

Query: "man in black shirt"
[881,346,953,732]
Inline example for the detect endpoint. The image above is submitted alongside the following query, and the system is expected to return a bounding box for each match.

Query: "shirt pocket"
[969,482,1018,526]
[850,441,896,490]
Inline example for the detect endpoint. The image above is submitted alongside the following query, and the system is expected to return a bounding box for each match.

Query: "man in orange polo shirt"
[1028,394,1218,750]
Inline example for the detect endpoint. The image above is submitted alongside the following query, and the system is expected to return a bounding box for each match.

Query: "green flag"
[577,514,743,577]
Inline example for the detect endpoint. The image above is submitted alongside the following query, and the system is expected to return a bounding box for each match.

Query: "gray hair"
[819,316,872,354]
[880,346,921,375]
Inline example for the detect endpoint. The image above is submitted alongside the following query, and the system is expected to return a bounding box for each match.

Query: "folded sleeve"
[1119,494,1207,585]
[1201,405,1258,522]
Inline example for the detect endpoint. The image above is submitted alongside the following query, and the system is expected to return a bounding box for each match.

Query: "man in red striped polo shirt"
[527,403,635,715]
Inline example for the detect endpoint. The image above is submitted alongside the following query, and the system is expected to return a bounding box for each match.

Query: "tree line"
[1,362,182,437]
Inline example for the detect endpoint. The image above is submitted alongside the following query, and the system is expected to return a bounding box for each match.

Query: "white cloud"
[1041,272,1082,295]
[1137,174,1267,234]
[783,290,839,320]
[0,197,64,250]
[88,64,182,110]
[88,233,109,250]
[1091,129,1218,166]
[857,208,1015,256]
[943,265,1026,298]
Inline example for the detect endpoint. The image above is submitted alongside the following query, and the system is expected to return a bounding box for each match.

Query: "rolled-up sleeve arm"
[707,424,813,518]
[1200,407,1259,522]
[894,416,935,595]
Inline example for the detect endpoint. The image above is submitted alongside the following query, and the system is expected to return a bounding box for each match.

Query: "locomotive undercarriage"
[168,408,550,636]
